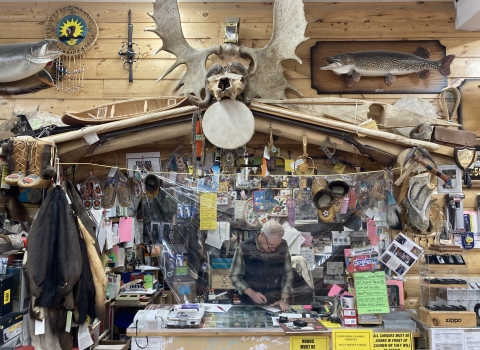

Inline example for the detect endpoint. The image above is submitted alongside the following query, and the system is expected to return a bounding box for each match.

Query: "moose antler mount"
[145,0,309,104]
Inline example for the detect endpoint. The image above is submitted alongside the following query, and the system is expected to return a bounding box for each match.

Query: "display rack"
[418,248,476,327]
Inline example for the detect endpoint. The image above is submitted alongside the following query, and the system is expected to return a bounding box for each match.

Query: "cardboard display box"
[0,275,13,317]
[97,339,131,350]
[419,306,476,327]
[0,311,22,346]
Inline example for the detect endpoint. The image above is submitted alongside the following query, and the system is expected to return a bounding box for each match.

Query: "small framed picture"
[436,165,462,193]
[177,203,184,218]
[183,205,190,218]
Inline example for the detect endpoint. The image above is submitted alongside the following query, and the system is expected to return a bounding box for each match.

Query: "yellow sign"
[333,163,346,174]
[373,332,412,349]
[199,192,217,230]
[332,329,373,350]
[290,336,329,350]
[3,289,10,304]
[319,320,341,328]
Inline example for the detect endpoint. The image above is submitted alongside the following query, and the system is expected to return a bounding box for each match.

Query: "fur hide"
[7,196,32,228]
[29,304,63,350]
[78,217,107,320]
[28,186,82,307]
[74,236,97,325]
[25,255,72,350]
[65,181,100,255]
[1,139,14,175]
[40,144,55,179]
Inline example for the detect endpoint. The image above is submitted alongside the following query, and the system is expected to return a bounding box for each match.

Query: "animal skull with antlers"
[145,0,309,105]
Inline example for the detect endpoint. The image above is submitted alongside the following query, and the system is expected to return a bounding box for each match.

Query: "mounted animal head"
[145,0,309,102]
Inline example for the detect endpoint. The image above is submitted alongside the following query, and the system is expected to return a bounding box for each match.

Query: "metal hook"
[113,154,119,167]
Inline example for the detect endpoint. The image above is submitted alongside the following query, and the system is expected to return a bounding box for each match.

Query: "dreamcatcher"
[44,5,98,93]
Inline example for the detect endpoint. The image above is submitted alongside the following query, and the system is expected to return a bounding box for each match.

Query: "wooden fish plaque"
[311,40,449,94]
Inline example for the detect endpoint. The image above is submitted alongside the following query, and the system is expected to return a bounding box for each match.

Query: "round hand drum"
[203,99,255,149]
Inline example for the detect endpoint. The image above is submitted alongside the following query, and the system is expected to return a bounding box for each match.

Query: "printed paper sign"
[290,336,329,350]
[332,329,373,350]
[373,332,413,349]
[379,233,423,277]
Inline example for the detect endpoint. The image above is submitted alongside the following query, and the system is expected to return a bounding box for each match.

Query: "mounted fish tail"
[320,46,455,87]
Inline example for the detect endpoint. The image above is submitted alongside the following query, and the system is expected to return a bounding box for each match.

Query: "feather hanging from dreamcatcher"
[44,5,98,93]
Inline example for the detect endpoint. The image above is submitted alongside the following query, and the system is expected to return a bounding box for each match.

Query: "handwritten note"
[200,193,217,230]
[354,271,390,314]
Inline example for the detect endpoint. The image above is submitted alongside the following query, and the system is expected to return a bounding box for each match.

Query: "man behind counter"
[229,220,293,311]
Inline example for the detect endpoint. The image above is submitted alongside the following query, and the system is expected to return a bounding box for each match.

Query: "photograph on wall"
[126,152,161,178]
[380,233,423,277]
[436,165,462,193]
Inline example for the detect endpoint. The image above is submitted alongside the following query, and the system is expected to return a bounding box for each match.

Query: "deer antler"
[145,0,221,97]
[241,0,309,99]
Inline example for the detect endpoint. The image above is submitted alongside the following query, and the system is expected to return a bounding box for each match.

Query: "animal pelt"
[1,139,14,175]
[29,306,63,350]
[65,180,100,255]
[78,217,107,320]
[28,185,82,307]
[25,251,73,350]
[40,143,55,179]
[6,196,32,228]
[388,204,403,230]
[74,235,97,325]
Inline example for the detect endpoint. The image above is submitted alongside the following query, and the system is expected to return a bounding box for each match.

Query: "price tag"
[35,318,45,335]
[78,323,94,350]
[107,166,118,178]
[83,132,100,145]
[333,163,346,174]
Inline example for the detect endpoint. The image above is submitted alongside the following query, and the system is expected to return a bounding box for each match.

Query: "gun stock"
[252,111,398,169]
[349,139,397,168]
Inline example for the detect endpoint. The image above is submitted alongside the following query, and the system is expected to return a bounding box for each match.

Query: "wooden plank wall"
[2,1,480,300]
[1,2,479,119]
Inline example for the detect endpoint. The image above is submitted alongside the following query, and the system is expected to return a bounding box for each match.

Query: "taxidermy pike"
[320,46,455,87]
[0,39,62,92]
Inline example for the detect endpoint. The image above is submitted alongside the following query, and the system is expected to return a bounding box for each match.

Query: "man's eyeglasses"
[263,232,278,251]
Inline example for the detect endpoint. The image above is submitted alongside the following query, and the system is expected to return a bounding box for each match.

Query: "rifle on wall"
[119,9,140,82]
[253,111,398,169]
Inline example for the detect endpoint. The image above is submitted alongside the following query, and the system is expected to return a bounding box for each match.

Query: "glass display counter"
[127,305,420,350]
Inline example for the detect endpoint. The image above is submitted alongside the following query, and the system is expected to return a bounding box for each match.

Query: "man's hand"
[245,288,267,304]
[270,299,289,311]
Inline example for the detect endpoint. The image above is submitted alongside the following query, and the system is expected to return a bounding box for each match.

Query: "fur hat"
[328,179,350,199]
[312,188,335,210]
[145,174,161,199]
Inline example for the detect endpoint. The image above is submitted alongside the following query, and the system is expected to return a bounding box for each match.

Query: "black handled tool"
[119,9,140,82]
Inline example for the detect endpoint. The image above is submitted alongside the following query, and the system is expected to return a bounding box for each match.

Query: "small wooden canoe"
[62,96,189,125]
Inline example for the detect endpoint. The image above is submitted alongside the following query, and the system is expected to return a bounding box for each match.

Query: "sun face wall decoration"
[45,5,98,93]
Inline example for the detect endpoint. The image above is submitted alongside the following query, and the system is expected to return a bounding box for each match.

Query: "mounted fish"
[320,46,455,87]
[0,40,62,95]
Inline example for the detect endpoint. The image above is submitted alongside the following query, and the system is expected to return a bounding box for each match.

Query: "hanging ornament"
[44,5,98,93]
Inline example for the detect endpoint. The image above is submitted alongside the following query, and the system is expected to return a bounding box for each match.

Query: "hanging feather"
[387,204,403,230]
